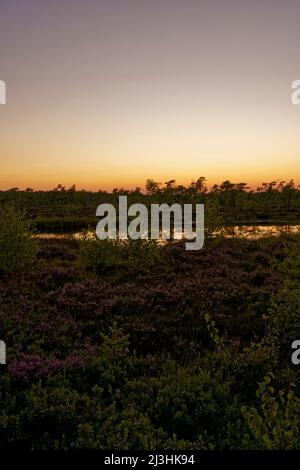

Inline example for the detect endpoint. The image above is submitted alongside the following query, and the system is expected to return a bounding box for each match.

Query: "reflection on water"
[220,225,300,239]
[35,225,300,241]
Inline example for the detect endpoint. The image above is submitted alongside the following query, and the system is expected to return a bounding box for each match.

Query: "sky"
[0,0,300,191]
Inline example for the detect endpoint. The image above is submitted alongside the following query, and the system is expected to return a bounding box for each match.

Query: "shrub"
[0,205,38,275]
[242,373,300,449]
[79,234,165,275]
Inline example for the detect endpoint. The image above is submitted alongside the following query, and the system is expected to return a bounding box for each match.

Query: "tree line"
[0,177,299,226]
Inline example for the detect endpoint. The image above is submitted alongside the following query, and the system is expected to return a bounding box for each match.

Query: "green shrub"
[242,373,300,449]
[269,235,300,345]
[270,287,300,343]
[276,236,300,283]
[79,234,165,274]
[0,205,38,275]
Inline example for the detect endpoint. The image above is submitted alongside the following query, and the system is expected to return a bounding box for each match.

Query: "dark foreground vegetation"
[1,177,300,231]
[0,205,300,449]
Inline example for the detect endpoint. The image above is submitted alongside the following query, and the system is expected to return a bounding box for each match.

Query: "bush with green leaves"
[276,236,300,284]
[242,373,300,449]
[269,236,300,347]
[79,234,166,274]
[270,287,300,345]
[0,205,38,275]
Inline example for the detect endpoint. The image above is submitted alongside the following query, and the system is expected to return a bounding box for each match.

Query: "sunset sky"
[1,0,300,191]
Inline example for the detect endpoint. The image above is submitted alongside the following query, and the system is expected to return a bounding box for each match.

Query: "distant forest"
[0,178,299,230]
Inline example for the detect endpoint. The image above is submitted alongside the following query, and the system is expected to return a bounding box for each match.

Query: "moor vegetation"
[0,205,300,449]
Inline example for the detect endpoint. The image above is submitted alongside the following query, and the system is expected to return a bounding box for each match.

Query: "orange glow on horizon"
[1,2,300,192]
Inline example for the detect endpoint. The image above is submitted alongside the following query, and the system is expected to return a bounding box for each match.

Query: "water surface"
[35,225,300,240]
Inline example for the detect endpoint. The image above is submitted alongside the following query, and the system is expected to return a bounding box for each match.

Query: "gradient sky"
[0,0,300,191]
